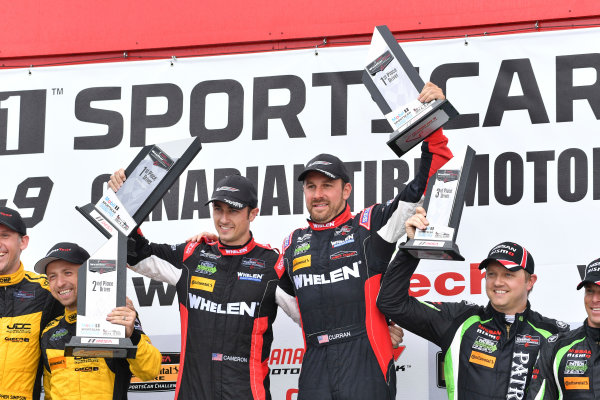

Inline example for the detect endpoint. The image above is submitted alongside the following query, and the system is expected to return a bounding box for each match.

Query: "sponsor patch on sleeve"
[190,276,215,292]
[359,205,374,230]
[469,350,496,368]
[292,255,311,272]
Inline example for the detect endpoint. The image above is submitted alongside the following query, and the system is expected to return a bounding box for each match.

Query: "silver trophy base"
[400,239,464,261]
[65,336,137,359]
[387,99,458,158]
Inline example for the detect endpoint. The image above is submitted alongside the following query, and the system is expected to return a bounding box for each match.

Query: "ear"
[20,235,29,251]
[527,273,538,291]
[248,207,259,222]
[342,182,352,201]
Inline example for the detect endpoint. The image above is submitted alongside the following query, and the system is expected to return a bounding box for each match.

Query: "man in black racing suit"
[377,208,569,400]
[110,174,300,400]
[526,257,600,399]
[277,80,454,400]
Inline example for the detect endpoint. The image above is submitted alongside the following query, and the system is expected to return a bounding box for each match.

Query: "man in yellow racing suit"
[0,207,62,400]
[35,242,161,399]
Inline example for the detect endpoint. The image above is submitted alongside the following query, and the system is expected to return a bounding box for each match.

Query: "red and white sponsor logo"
[410,263,486,297]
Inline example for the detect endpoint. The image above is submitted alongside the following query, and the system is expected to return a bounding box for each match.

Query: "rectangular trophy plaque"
[400,146,475,260]
[65,233,136,358]
[362,25,459,158]
[66,137,202,358]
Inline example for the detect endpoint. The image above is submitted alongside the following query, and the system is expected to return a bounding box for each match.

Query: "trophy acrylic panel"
[362,25,459,158]
[66,137,202,358]
[400,146,475,261]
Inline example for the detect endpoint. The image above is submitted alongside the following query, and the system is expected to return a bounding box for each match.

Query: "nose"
[314,185,325,198]
[218,210,230,223]
[55,274,66,288]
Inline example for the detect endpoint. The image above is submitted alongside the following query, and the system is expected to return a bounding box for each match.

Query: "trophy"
[399,146,475,261]
[65,137,202,358]
[362,25,459,158]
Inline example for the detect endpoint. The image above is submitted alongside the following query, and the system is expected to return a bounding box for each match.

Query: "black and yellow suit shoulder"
[41,310,161,400]
[0,263,60,400]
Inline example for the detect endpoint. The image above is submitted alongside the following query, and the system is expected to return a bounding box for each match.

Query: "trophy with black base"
[399,146,475,261]
[65,137,202,358]
[362,25,459,158]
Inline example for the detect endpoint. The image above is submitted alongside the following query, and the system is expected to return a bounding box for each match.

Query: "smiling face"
[303,171,352,224]
[0,224,28,276]
[584,283,600,328]
[46,260,80,311]
[212,201,258,246]
[485,261,536,315]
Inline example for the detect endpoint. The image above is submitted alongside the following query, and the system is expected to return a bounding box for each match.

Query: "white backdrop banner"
[1,27,599,399]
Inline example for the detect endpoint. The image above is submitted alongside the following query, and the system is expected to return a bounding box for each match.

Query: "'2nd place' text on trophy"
[65,137,202,358]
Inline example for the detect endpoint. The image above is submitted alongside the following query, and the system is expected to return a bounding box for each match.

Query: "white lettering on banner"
[188,294,258,316]
[293,262,360,289]
[3,27,600,400]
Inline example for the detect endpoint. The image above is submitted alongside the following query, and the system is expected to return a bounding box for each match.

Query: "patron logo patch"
[565,360,588,375]
[293,255,311,272]
[472,336,498,354]
[195,261,216,275]
[469,351,496,368]
[190,277,215,292]
[294,242,310,256]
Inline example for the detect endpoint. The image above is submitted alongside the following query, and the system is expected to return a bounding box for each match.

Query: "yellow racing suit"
[41,309,161,400]
[0,263,61,400]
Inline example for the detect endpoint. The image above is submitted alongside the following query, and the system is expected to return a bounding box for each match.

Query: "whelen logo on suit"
[293,262,360,289]
[188,293,258,316]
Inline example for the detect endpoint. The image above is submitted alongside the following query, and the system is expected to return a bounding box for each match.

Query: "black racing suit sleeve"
[526,340,559,400]
[127,229,184,267]
[377,249,474,348]
[366,130,453,272]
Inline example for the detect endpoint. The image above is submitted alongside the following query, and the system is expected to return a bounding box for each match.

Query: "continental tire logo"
[293,255,311,272]
[49,356,67,372]
[564,376,589,390]
[190,277,215,292]
[469,350,496,368]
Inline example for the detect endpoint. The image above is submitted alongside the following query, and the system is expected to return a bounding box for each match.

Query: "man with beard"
[277,81,453,400]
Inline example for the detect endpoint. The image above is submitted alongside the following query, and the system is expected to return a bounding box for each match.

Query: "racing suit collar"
[0,262,25,286]
[307,204,352,231]
[65,308,78,324]
[217,233,256,256]
[583,319,600,342]
[486,301,531,325]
